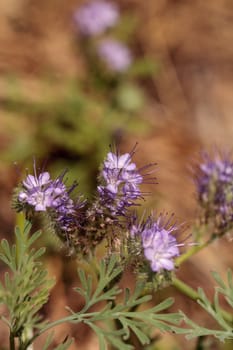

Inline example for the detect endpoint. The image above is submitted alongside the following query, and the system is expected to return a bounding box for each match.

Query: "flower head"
[195,151,233,226]
[18,167,87,247]
[129,214,181,272]
[74,1,119,36]
[97,39,132,72]
[18,168,78,214]
[19,171,54,211]
[97,147,155,216]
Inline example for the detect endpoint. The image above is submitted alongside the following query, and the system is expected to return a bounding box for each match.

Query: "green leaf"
[0,221,54,347]
[68,255,182,349]
[42,332,54,350]
[178,269,233,342]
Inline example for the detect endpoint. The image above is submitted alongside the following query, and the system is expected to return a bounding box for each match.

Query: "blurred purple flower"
[74,1,119,36]
[195,151,233,225]
[97,39,132,72]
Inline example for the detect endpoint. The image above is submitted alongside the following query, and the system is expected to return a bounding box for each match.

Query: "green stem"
[10,333,15,350]
[172,277,199,301]
[20,327,34,350]
[176,222,231,267]
[25,311,99,348]
[175,241,208,266]
[175,235,218,267]
[172,277,233,324]
[16,212,26,232]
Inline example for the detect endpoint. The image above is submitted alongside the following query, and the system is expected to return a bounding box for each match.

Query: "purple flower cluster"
[97,39,132,72]
[74,1,119,36]
[16,147,186,278]
[130,214,181,272]
[195,152,233,225]
[98,151,144,215]
[18,170,84,233]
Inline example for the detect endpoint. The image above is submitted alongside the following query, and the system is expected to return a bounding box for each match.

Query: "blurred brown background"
[0,0,233,349]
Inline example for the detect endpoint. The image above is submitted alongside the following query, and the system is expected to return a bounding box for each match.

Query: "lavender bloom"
[74,1,119,36]
[97,39,132,72]
[98,148,155,216]
[19,170,75,214]
[18,168,87,240]
[195,152,233,225]
[102,152,142,194]
[98,151,143,215]
[19,172,54,211]
[130,214,181,272]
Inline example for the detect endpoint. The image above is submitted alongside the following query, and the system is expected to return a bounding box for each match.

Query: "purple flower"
[18,172,54,211]
[19,170,75,213]
[74,1,119,36]
[18,167,87,238]
[98,151,141,215]
[97,148,155,216]
[21,172,51,190]
[130,214,181,272]
[97,39,132,72]
[195,151,233,225]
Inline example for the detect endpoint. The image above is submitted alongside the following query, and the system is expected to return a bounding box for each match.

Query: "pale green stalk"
[173,224,233,326]
[172,277,233,325]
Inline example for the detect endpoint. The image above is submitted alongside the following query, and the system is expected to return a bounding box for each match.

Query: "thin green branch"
[175,241,208,266]
[25,313,93,347]
[176,223,231,267]
[10,333,15,350]
[172,277,233,325]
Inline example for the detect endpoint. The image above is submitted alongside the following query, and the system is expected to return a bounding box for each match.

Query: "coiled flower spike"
[97,145,156,217]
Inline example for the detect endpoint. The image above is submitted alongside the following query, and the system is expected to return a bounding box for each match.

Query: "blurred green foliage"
[1,76,149,196]
[0,4,160,200]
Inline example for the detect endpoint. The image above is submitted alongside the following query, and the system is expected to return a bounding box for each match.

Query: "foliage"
[1,77,148,197]
[0,221,183,350]
[0,221,54,349]
[69,255,182,350]
[175,270,233,342]
[1,116,233,349]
